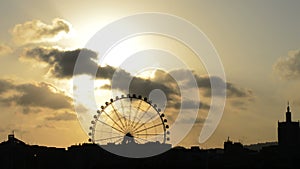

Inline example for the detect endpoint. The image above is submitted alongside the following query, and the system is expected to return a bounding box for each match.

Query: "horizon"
[0,130,279,150]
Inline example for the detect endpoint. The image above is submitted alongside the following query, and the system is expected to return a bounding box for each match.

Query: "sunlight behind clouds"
[98,34,207,75]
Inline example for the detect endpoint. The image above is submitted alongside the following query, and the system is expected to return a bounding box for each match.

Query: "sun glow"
[134,67,157,79]
[98,34,205,75]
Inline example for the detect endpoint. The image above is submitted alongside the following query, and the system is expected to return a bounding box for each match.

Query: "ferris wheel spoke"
[134,123,163,134]
[90,95,168,145]
[130,99,143,128]
[120,98,128,128]
[131,104,152,130]
[102,110,125,132]
[95,129,120,135]
[111,103,126,129]
[136,133,163,136]
[132,113,159,133]
[134,136,149,142]
[96,119,124,134]
[94,135,124,142]
[129,98,132,128]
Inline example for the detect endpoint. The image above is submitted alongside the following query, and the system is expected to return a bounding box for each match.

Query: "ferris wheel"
[88,94,170,146]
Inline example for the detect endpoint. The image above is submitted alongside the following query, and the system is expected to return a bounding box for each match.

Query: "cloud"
[0,79,13,94]
[21,46,253,110]
[171,100,210,110]
[0,44,12,56]
[15,82,72,109]
[170,70,252,98]
[12,18,71,44]
[129,71,179,101]
[22,47,98,78]
[178,117,207,124]
[101,69,180,102]
[21,46,180,106]
[0,79,72,112]
[22,46,251,97]
[196,75,252,98]
[226,83,253,98]
[21,47,181,101]
[36,124,55,129]
[22,46,133,80]
[45,112,77,121]
[102,68,252,111]
[21,107,41,114]
[230,100,248,110]
[273,50,300,80]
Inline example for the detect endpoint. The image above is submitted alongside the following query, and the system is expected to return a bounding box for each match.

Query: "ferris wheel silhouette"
[88,94,170,146]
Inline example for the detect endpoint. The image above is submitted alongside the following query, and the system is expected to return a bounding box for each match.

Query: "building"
[6,132,25,145]
[277,103,300,147]
[223,137,244,154]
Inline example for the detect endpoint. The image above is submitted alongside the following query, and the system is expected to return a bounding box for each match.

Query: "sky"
[1,0,300,148]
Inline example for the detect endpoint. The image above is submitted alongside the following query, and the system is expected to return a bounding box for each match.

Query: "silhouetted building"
[7,132,25,145]
[0,133,207,169]
[224,137,243,154]
[5,105,300,169]
[278,103,300,148]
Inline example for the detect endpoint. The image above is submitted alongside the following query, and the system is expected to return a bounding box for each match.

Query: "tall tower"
[286,102,291,122]
[277,103,300,148]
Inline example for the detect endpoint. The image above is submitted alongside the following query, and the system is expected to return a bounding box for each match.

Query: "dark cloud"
[154,69,195,84]
[102,68,252,110]
[195,75,222,89]
[22,46,252,110]
[177,116,207,124]
[96,65,125,79]
[171,100,210,110]
[226,83,253,98]
[0,79,13,94]
[230,100,248,110]
[22,107,41,114]
[45,112,77,121]
[36,124,55,129]
[101,69,180,104]
[22,47,181,109]
[22,46,124,79]
[129,74,179,102]
[172,69,252,98]
[193,75,252,98]
[273,50,300,80]
[12,18,71,44]
[14,82,71,109]
[22,47,99,78]
[0,79,72,112]
[22,46,252,98]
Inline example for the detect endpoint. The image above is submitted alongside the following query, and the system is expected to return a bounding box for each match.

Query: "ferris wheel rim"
[88,94,170,145]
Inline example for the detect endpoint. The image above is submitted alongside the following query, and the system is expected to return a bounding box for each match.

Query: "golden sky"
[1,0,300,148]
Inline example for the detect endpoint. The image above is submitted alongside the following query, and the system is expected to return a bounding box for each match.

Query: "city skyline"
[1,0,300,149]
